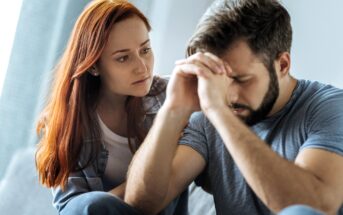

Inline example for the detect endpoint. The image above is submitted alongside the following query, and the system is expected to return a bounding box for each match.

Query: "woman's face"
[96,15,154,97]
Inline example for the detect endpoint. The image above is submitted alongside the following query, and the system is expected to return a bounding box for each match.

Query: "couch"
[0,147,215,215]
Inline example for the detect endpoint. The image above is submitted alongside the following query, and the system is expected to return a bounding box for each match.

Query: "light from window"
[0,0,23,98]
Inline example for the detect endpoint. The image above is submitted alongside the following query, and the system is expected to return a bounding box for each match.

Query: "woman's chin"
[130,87,150,97]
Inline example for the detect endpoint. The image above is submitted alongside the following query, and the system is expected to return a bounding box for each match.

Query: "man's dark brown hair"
[187,0,292,70]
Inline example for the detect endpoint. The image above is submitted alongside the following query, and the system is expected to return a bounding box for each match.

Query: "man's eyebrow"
[111,39,150,55]
[230,74,249,78]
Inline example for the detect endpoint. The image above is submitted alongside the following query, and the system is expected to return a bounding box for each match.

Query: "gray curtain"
[0,0,90,179]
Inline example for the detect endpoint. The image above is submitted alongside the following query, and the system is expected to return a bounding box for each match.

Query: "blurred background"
[0,0,342,201]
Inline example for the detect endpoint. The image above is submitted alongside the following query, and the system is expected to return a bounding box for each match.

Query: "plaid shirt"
[52,76,167,212]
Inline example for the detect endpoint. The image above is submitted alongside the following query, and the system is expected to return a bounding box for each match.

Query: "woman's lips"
[132,76,150,85]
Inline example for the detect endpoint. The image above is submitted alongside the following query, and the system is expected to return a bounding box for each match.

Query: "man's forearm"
[206,108,335,213]
[125,106,191,214]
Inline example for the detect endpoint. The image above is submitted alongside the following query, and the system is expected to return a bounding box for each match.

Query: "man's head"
[187,0,292,125]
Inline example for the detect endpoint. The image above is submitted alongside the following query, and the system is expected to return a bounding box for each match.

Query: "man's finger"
[176,63,211,79]
[203,52,227,75]
[184,53,226,75]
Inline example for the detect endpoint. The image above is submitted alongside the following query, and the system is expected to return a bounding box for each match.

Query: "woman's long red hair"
[36,0,151,189]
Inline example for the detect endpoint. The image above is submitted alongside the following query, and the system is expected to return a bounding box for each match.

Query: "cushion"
[0,147,57,215]
[188,182,216,215]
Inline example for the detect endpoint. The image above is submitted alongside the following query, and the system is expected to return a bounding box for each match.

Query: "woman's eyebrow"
[111,39,150,56]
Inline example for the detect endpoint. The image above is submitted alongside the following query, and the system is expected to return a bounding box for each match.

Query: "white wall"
[2,1,342,97]
[148,0,213,75]
[150,0,343,88]
[282,0,343,88]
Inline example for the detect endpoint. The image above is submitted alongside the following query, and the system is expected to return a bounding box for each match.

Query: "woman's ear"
[88,66,99,76]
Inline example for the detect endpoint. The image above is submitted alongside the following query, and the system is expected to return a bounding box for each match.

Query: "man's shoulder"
[189,111,208,126]
[188,111,220,137]
[294,80,343,111]
[292,80,343,131]
[301,80,343,100]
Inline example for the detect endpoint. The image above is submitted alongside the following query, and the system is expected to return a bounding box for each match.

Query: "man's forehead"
[222,41,260,62]
[220,45,266,74]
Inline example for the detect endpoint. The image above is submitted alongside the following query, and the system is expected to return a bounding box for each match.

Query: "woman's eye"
[142,47,151,54]
[116,55,129,63]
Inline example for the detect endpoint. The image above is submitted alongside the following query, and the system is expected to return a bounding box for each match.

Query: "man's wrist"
[158,104,193,127]
[203,105,233,124]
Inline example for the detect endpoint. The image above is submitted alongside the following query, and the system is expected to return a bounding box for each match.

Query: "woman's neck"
[97,89,128,137]
[98,86,127,109]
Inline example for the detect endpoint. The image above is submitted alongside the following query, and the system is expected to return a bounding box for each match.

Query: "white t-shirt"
[97,114,134,187]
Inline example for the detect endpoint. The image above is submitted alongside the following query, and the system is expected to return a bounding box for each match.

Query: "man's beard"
[231,65,279,126]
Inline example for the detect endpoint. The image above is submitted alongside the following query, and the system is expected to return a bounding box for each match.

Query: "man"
[125,0,343,214]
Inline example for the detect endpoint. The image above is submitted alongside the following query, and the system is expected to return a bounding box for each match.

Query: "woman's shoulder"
[143,75,168,114]
[148,75,169,94]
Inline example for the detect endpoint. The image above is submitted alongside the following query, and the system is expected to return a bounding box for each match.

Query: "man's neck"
[268,76,298,116]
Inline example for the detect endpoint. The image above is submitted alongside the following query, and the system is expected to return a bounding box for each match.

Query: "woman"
[35,0,187,214]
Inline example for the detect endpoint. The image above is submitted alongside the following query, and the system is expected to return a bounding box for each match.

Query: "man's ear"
[276,52,291,77]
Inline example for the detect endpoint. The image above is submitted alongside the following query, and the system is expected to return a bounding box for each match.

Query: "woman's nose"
[134,57,148,74]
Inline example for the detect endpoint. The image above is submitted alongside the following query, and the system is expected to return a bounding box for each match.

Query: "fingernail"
[221,66,227,74]
[216,66,223,74]
[224,63,231,73]
[225,62,231,69]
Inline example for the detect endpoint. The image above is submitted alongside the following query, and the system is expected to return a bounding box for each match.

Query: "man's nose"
[228,84,240,103]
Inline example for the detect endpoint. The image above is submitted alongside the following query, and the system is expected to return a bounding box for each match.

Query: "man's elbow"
[125,197,163,215]
[315,191,342,215]
[305,184,342,214]
[125,186,166,215]
[270,191,341,215]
